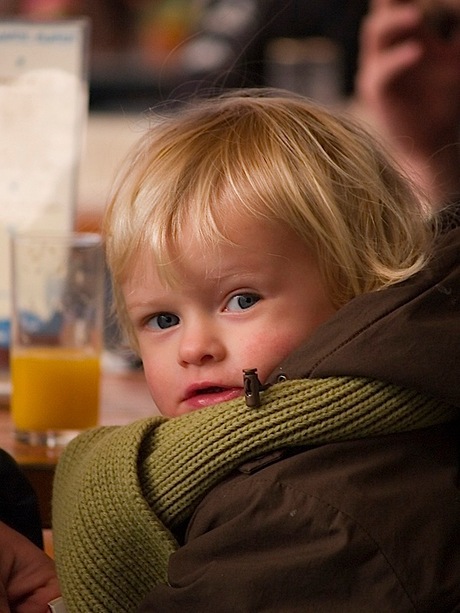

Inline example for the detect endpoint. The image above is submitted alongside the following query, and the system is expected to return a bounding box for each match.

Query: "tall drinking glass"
[10,232,104,447]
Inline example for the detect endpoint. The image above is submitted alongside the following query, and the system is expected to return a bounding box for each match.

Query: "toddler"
[52,90,460,612]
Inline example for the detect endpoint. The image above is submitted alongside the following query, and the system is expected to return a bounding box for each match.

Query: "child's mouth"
[185,386,243,409]
[195,386,224,395]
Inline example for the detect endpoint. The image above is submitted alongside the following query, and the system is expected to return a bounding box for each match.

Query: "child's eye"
[226,293,261,312]
[146,312,180,330]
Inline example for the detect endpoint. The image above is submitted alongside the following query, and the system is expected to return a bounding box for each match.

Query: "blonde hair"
[104,89,433,343]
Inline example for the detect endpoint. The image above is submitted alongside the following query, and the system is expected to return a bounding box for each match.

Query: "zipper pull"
[243,368,265,407]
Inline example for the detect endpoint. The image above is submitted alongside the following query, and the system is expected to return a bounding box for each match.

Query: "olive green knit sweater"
[52,376,457,612]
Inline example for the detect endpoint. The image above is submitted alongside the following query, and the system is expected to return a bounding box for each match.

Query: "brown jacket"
[139,207,460,612]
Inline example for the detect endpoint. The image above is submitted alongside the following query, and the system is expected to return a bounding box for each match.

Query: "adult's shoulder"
[139,423,460,612]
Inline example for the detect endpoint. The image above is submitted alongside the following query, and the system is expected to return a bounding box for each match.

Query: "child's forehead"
[126,214,311,286]
[175,211,295,255]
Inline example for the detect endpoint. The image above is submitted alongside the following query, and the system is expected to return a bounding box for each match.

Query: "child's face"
[122,216,337,417]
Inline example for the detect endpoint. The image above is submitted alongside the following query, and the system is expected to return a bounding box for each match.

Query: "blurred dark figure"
[0,448,43,548]
[354,0,460,208]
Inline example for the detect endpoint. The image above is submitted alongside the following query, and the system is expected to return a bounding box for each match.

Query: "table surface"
[0,360,159,528]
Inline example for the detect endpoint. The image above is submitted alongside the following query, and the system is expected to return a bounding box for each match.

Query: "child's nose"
[177,321,226,366]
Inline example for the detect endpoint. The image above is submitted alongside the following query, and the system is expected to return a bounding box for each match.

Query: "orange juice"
[11,347,100,432]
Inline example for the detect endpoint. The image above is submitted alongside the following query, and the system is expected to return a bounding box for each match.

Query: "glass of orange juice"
[10,232,104,447]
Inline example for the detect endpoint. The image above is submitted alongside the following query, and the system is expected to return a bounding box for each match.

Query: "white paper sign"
[0,19,89,349]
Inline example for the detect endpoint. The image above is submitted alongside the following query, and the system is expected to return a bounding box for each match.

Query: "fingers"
[369,0,460,43]
[360,2,424,53]
[0,523,60,613]
[0,585,11,613]
[357,1,425,97]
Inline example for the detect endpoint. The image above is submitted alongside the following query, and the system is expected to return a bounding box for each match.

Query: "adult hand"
[0,522,60,613]
[355,0,460,205]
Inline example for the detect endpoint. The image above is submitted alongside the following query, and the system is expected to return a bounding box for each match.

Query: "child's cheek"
[239,329,300,382]
[140,356,171,415]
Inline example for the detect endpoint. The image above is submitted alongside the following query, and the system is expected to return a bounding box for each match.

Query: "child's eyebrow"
[204,268,257,280]
[204,255,289,280]
[123,299,156,311]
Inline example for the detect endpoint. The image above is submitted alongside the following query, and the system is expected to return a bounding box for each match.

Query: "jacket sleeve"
[138,461,415,613]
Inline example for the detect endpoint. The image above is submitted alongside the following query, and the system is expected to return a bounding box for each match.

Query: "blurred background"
[0,0,372,363]
[0,0,371,232]
[0,0,370,111]
[0,0,377,287]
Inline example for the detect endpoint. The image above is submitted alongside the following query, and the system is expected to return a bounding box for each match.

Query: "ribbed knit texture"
[52,376,457,612]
